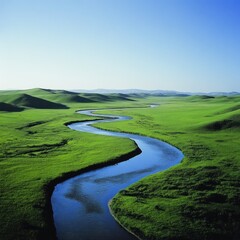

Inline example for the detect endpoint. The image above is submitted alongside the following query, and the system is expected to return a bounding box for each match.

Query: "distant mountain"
[72,89,240,96]
[73,89,189,96]
[207,91,240,96]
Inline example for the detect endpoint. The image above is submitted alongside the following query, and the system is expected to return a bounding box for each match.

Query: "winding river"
[51,109,183,240]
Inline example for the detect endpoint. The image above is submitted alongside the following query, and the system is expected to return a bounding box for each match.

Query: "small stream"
[51,109,183,240]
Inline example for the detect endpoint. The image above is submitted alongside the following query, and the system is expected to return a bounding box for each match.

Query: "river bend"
[51,109,183,240]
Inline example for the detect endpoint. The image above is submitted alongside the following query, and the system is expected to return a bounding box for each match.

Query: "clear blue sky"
[0,0,239,92]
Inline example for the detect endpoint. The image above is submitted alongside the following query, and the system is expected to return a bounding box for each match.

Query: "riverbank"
[108,200,142,240]
[98,96,240,239]
[51,110,182,240]
[0,104,141,240]
[43,143,141,240]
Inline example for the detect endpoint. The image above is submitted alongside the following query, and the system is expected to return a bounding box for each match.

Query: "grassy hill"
[187,95,216,101]
[216,104,240,114]
[0,88,134,105]
[24,88,94,104]
[41,93,94,104]
[108,93,135,101]
[0,102,24,112]
[79,92,134,102]
[26,88,135,103]
[0,93,68,109]
[203,114,240,131]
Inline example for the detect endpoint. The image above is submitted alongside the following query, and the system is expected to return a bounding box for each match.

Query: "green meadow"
[98,96,240,239]
[0,88,141,239]
[0,88,239,239]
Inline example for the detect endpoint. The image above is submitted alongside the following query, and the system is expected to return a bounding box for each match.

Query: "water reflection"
[94,166,157,183]
[51,110,183,240]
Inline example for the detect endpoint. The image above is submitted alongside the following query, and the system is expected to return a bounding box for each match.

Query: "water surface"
[51,109,183,240]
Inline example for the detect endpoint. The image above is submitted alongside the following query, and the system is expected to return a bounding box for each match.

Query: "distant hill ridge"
[29,88,135,102]
[0,93,68,109]
[73,89,240,96]
[0,102,24,112]
[0,88,136,110]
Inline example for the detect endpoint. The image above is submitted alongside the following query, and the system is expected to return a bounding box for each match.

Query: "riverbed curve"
[51,109,184,240]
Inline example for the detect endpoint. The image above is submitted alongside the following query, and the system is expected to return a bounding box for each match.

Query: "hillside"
[79,93,134,102]
[0,102,24,112]
[0,93,68,109]
[94,96,240,240]
[1,88,134,104]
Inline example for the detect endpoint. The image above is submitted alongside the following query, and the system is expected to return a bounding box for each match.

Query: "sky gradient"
[0,0,240,92]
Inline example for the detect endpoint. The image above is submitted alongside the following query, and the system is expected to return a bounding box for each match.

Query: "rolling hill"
[0,102,24,112]
[12,88,134,103]
[0,93,68,109]
[79,92,134,102]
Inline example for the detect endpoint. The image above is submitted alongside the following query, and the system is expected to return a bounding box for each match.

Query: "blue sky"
[0,0,239,92]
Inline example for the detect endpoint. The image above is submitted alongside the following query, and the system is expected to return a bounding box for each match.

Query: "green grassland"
[0,88,134,106]
[0,89,239,240]
[0,89,142,240]
[95,96,240,240]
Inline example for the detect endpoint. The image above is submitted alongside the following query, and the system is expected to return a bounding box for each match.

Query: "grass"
[0,102,24,112]
[0,93,142,240]
[0,90,239,239]
[0,88,134,105]
[92,96,240,240]
[0,93,68,109]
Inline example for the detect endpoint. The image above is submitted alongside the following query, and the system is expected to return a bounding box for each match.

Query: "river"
[51,109,183,240]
